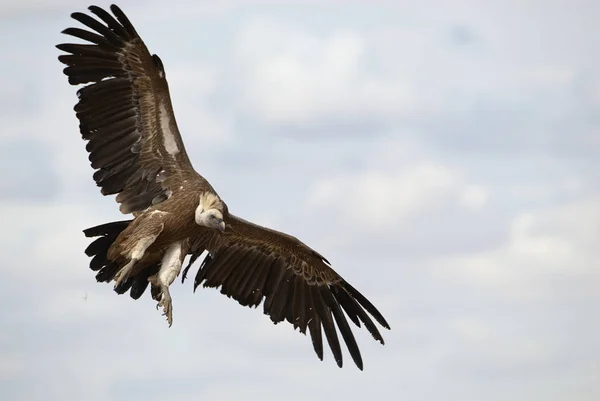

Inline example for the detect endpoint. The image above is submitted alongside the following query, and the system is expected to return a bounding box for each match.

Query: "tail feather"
[96,261,120,282]
[84,220,131,237]
[130,267,159,300]
[83,219,158,300]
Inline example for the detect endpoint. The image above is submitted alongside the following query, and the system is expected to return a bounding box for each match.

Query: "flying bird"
[57,4,390,370]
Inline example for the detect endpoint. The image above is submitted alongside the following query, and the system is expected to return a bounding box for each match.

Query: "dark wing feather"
[57,5,208,215]
[185,214,391,370]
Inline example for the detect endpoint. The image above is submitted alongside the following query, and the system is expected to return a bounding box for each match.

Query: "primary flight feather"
[57,3,390,370]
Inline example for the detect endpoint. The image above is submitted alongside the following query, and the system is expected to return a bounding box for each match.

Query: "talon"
[155,285,173,327]
[114,258,137,289]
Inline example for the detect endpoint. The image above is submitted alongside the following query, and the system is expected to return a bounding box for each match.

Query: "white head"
[195,192,225,232]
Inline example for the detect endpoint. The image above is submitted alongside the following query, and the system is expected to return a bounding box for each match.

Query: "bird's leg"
[148,241,184,326]
[114,234,157,289]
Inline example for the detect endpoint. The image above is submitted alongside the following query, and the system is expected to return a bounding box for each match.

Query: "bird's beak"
[218,221,226,232]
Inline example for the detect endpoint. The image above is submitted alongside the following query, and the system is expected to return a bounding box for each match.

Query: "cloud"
[433,197,600,301]
[0,139,59,201]
[0,0,87,17]
[231,19,429,125]
[0,0,239,18]
[307,162,459,230]
[300,138,499,259]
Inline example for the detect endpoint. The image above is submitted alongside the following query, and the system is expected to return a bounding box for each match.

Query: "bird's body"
[58,3,390,370]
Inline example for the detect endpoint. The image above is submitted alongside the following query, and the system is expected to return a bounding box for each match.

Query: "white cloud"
[434,197,600,300]
[0,0,240,18]
[233,19,420,124]
[307,162,459,230]
[227,1,595,128]
[461,185,489,209]
[0,0,85,16]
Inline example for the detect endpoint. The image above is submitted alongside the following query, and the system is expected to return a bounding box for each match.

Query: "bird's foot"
[157,285,173,327]
[113,258,136,289]
[149,275,173,327]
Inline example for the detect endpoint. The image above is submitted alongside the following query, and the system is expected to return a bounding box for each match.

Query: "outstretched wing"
[183,214,391,370]
[57,4,202,214]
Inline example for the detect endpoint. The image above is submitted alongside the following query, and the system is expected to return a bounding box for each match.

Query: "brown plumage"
[58,4,390,370]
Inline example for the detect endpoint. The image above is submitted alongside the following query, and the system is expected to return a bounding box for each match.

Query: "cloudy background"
[1,0,599,400]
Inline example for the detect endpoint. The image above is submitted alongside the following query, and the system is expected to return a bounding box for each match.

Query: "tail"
[83,220,158,300]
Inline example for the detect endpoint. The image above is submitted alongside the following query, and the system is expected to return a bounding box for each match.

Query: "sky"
[1,0,599,400]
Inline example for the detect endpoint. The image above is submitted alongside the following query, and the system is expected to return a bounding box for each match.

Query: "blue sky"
[1,1,599,400]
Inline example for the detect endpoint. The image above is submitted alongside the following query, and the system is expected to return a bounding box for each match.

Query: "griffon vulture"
[57,4,390,370]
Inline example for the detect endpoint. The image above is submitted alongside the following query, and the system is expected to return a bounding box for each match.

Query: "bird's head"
[195,192,226,232]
